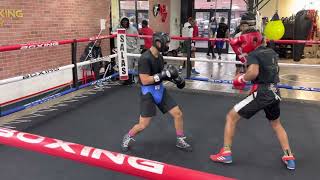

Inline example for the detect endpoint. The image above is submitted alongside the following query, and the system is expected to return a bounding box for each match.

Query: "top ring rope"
[125,34,320,44]
[0,34,117,53]
[2,33,320,53]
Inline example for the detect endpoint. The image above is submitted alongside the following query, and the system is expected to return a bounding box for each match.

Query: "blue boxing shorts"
[140,83,177,117]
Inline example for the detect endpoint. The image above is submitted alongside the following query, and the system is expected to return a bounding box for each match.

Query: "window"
[232,0,247,10]
[137,1,149,29]
[137,1,149,10]
[194,0,231,9]
[120,0,135,19]
[119,0,149,29]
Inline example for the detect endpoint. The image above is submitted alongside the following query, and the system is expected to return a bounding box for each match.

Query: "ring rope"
[189,77,320,92]
[0,127,234,180]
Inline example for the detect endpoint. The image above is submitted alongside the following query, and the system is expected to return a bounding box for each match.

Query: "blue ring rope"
[189,77,320,92]
[3,71,318,117]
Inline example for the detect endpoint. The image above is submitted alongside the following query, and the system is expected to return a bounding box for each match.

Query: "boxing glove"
[233,74,247,90]
[229,37,247,63]
[153,65,179,83]
[171,76,185,89]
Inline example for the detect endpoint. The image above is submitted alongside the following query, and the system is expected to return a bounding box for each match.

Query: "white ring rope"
[0,54,117,85]
[127,53,320,67]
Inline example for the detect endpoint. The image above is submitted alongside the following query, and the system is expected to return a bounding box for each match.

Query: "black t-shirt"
[138,50,164,85]
[216,23,228,38]
[247,46,280,84]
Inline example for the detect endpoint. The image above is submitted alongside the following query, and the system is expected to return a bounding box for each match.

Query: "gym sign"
[116,29,129,80]
[0,9,24,27]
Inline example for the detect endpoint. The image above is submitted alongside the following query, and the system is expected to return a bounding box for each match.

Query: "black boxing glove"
[171,76,185,89]
[153,65,179,83]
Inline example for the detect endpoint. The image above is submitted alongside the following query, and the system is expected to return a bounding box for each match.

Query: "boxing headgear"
[238,31,263,54]
[152,32,170,53]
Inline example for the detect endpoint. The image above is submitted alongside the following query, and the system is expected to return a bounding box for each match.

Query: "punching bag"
[293,10,313,61]
[264,12,285,40]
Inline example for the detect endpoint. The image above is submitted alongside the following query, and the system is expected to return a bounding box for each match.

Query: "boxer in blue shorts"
[121,32,192,152]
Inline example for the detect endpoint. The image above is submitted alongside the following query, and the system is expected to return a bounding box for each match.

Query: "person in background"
[191,20,200,74]
[139,20,154,54]
[180,17,200,75]
[80,39,103,88]
[130,17,137,29]
[215,17,229,60]
[114,17,140,84]
[207,17,217,59]
[193,20,199,38]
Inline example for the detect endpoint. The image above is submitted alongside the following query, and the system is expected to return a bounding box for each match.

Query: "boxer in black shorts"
[210,29,296,170]
[121,32,192,152]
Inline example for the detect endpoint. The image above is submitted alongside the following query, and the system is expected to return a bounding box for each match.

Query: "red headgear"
[238,31,263,53]
[229,31,263,63]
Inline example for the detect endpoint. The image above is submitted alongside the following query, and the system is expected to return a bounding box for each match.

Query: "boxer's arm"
[139,74,155,85]
[140,65,179,85]
[243,64,259,81]
[233,64,258,90]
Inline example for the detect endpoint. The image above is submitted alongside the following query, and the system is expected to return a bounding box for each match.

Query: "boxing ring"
[0,32,320,180]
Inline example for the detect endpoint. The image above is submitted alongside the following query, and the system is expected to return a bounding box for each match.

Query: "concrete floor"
[167,53,320,102]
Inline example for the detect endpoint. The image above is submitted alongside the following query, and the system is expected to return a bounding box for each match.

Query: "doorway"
[194,9,231,53]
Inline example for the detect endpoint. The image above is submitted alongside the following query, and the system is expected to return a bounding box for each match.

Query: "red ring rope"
[0,34,116,53]
[0,128,235,180]
[1,33,320,53]
[126,34,320,44]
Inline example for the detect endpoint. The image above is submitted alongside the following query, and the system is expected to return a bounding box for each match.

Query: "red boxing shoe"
[210,148,233,164]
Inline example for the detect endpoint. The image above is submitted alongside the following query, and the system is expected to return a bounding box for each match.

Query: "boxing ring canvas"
[0,85,318,180]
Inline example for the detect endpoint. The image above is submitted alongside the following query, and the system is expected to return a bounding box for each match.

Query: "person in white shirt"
[180,17,200,75]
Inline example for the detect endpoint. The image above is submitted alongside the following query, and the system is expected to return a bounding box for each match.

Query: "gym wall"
[260,0,320,19]
[0,0,111,80]
[0,0,111,105]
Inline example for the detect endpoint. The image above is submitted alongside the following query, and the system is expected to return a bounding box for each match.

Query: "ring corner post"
[71,39,79,89]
